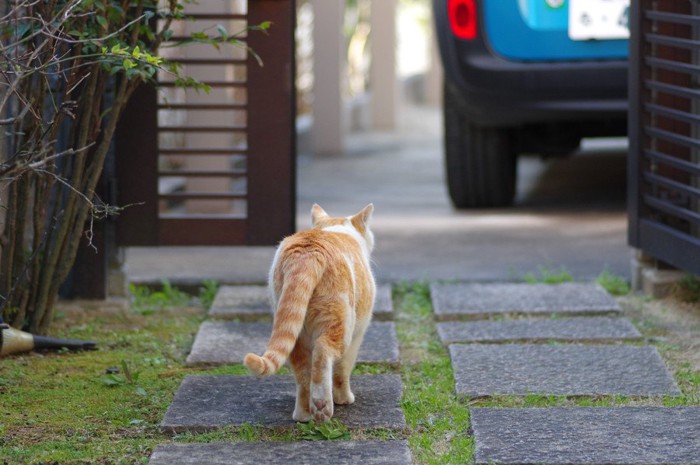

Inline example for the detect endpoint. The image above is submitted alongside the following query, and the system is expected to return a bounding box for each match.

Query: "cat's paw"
[310,398,333,422]
[333,388,355,405]
[293,407,313,423]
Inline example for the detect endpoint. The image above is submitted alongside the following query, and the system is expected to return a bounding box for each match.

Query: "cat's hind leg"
[333,318,369,405]
[309,331,344,422]
[289,335,313,422]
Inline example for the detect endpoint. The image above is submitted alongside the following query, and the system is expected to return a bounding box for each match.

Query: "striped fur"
[244,204,376,422]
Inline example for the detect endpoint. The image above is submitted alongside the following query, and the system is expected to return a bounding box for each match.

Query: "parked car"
[432,0,629,207]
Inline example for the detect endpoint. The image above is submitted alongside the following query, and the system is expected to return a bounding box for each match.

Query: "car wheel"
[443,81,517,208]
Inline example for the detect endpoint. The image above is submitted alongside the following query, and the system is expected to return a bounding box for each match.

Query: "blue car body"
[484,0,628,61]
[434,0,629,126]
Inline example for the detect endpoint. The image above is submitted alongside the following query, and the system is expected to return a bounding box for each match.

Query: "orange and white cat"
[244,204,376,422]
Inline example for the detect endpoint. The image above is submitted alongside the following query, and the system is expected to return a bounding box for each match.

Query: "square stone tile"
[450,344,680,397]
[431,282,621,320]
[208,286,272,321]
[161,375,405,433]
[437,317,641,344]
[149,440,413,465]
[186,321,398,367]
[471,407,700,465]
[186,321,269,367]
[209,284,393,320]
[373,284,394,320]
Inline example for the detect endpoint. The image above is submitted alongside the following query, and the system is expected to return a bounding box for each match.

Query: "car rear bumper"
[447,52,628,126]
[434,0,628,127]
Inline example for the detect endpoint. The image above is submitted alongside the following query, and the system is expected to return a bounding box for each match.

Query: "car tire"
[443,81,517,208]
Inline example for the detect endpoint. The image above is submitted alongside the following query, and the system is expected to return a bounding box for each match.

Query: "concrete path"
[436,317,641,344]
[471,407,700,465]
[150,441,413,465]
[125,103,629,286]
[208,284,394,321]
[185,320,399,367]
[161,375,405,433]
[431,282,621,319]
[149,282,699,465]
[451,344,679,398]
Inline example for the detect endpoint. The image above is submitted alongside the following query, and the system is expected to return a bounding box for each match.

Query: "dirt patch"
[52,300,204,333]
[619,294,700,373]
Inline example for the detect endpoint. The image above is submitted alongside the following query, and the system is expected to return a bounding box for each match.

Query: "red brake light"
[448,0,477,40]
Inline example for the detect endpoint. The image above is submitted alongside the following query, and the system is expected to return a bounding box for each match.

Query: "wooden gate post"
[246,0,297,244]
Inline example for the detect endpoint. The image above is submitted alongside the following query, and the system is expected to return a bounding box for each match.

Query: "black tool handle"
[32,335,98,351]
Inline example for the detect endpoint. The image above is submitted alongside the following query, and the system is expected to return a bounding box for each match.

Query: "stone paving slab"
[149,440,412,465]
[208,286,272,321]
[437,317,641,344]
[373,284,394,320]
[450,344,680,397]
[209,285,394,320]
[470,407,700,465]
[186,321,398,366]
[431,282,621,320]
[161,375,405,432]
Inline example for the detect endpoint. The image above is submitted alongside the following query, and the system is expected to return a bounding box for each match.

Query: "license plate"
[568,0,630,41]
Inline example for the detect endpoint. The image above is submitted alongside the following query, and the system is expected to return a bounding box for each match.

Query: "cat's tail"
[244,256,322,377]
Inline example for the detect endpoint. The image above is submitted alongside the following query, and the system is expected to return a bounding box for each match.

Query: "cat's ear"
[311,203,328,225]
[351,203,374,231]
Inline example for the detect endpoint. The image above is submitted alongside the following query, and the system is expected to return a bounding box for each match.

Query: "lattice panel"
[157,1,249,219]
[116,0,295,246]
[629,0,700,274]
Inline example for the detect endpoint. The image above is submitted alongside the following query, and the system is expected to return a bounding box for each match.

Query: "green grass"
[128,279,191,315]
[596,269,631,296]
[0,307,202,463]
[522,266,632,296]
[675,274,700,303]
[523,266,574,284]
[297,419,350,441]
[394,282,474,464]
[197,280,220,309]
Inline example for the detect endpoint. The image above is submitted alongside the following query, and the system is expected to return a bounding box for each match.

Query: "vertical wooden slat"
[246,0,297,245]
[116,83,159,245]
[628,0,644,247]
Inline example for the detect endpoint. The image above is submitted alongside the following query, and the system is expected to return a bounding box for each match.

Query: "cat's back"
[274,227,371,291]
[278,227,364,260]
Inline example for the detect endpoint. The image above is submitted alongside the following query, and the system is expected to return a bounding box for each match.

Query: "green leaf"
[216,24,228,39]
[17,22,34,39]
[297,419,350,441]
[107,4,125,21]
[100,374,125,386]
[96,15,108,29]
